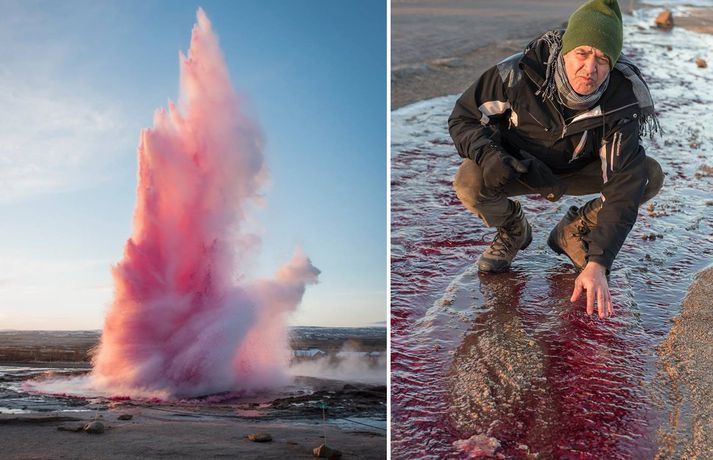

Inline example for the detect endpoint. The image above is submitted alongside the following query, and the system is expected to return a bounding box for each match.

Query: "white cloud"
[0,3,136,204]
[0,74,129,203]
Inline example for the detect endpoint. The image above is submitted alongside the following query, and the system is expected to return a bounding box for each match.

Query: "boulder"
[696,57,708,68]
[655,10,674,29]
[313,444,342,458]
[83,421,105,434]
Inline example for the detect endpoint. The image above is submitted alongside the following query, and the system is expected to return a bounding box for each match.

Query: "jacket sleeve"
[585,117,647,271]
[448,65,511,163]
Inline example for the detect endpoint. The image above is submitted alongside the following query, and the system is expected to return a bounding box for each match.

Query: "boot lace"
[572,219,590,238]
[488,221,523,256]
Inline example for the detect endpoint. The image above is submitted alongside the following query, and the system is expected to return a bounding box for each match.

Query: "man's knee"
[642,156,664,203]
[453,159,482,210]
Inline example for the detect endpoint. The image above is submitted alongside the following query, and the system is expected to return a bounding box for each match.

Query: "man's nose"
[582,57,597,75]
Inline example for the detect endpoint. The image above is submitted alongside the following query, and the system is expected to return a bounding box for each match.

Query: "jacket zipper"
[526,110,550,132]
[542,98,568,138]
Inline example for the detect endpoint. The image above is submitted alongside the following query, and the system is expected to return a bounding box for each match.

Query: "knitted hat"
[562,0,623,65]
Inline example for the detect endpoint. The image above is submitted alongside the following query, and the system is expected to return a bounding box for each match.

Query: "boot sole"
[521,222,533,251]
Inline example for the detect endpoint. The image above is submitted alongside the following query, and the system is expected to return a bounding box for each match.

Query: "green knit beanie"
[562,0,623,65]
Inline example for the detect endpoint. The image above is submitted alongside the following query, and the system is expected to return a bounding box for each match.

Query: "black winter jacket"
[449,31,652,271]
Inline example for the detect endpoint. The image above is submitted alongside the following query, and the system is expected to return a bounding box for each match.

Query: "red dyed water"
[391,21,713,457]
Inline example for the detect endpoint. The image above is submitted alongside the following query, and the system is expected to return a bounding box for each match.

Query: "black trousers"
[453,157,664,227]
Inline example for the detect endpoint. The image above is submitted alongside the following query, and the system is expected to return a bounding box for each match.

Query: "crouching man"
[448,0,663,318]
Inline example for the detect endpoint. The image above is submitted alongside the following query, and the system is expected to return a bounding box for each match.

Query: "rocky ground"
[656,267,713,459]
[0,408,385,460]
[0,327,386,458]
[0,374,385,459]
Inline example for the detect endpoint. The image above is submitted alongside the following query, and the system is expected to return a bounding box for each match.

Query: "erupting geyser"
[91,8,319,398]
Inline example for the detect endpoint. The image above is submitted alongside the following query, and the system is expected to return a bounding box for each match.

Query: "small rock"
[695,164,713,177]
[667,45,673,51]
[247,433,272,442]
[453,434,501,457]
[313,444,342,458]
[117,414,133,421]
[696,57,708,68]
[84,421,105,434]
[655,10,674,29]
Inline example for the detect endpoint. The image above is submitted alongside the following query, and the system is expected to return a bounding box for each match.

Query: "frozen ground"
[391,5,713,459]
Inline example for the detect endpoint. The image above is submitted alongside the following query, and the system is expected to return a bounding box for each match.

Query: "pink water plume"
[91,8,319,399]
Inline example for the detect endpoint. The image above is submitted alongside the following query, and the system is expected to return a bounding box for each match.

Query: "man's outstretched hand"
[570,261,613,319]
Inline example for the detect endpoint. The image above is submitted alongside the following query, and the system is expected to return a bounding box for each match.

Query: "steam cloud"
[289,344,387,385]
[90,8,319,399]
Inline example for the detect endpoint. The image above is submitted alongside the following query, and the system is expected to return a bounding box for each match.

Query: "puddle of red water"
[391,12,713,458]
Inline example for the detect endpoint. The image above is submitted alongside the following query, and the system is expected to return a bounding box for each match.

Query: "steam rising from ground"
[83,8,319,399]
[289,344,386,385]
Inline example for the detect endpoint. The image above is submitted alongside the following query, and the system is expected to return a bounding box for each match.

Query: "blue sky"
[0,0,386,329]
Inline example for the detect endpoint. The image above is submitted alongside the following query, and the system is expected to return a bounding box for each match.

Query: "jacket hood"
[519,30,565,89]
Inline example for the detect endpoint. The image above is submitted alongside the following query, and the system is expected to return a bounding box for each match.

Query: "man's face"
[563,45,611,95]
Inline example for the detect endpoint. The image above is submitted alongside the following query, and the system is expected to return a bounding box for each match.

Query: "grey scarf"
[535,30,661,137]
[554,53,609,111]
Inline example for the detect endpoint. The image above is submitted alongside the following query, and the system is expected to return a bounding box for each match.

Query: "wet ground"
[391,6,713,459]
[0,327,386,432]
[0,366,386,428]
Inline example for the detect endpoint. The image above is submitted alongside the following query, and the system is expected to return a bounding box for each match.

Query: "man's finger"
[586,287,594,316]
[597,288,606,319]
[607,290,614,316]
[571,282,583,302]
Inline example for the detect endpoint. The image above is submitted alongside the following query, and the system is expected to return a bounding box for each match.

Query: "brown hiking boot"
[478,201,532,273]
[547,199,601,269]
